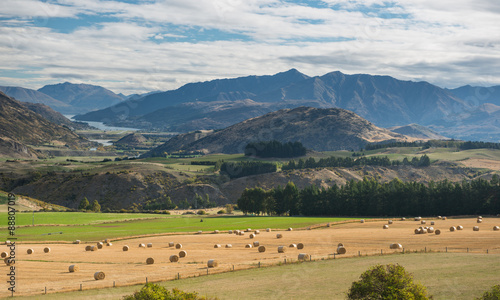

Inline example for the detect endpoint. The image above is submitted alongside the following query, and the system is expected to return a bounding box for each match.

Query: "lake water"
[64,115,140,131]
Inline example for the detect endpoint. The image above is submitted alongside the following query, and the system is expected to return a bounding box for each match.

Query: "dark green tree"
[91,199,101,212]
[123,283,209,300]
[78,197,90,211]
[347,264,429,299]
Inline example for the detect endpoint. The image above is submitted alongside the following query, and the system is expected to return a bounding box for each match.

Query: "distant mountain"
[21,102,94,130]
[448,85,500,106]
[0,91,90,158]
[0,86,71,111]
[143,107,413,156]
[388,124,447,140]
[38,82,124,113]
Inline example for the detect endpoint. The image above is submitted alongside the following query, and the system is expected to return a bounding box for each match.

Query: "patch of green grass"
[15,252,500,300]
[10,212,171,226]
[11,215,353,242]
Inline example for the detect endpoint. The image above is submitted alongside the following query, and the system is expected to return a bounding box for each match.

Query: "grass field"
[9,252,500,300]
[7,214,353,242]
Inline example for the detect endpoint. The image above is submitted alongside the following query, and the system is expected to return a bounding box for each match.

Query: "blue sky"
[1,0,499,94]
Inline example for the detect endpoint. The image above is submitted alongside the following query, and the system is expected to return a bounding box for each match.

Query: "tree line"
[282,155,430,170]
[237,175,500,217]
[219,161,278,179]
[365,140,500,151]
[244,140,307,158]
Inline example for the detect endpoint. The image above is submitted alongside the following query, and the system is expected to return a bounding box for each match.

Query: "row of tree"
[244,140,307,158]
[78,197,101,212]
[282,155,431,170]
[219,161,278,179]
[237,175,500,216]
[365,140,500,151]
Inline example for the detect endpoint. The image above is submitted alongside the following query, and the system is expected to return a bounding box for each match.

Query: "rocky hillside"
[388,124,447,140]
[0,86,71,111]
[21,102,93,130]
[144,107,413,155]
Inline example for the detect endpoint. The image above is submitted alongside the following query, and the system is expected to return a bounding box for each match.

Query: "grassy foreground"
[10,252,500,300]
[7,214,353,242]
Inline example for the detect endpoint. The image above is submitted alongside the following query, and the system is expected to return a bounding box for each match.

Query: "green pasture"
[12,252,500,300]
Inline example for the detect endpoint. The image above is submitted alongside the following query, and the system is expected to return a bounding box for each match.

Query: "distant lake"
[65,115,140,131]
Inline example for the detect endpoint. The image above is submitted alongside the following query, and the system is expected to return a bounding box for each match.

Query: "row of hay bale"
[414,226,439,235]
[20,247,51,255]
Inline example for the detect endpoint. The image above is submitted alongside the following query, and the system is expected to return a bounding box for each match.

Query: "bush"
[477,285,500,300]
[347,264,429,299]
[123,283,212,299]
[197,210,207,215]
[217,210,226,214]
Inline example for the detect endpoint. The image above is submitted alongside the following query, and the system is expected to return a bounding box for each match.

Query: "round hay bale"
[94,271,105,280]
[392,243,403,249]
[287,227,293,231]
[1,252,8,258]
[197,230,203,234]
[146,257,154,264]
[97,242,103,249]
[234,230,240,235]
[266,228,271,232]
[245,244,253,248]
[214,230,219,234]
[414,216,421,221]
[258,245,266,252]
[473,226,480,231]
[442,216,447,220]
[414,228,421,234]
[238,231,245,236]
[179,250,187,258]
[297,243,304,250]
[401,217,406,221]
[5,241,10,245]
[388,220,393,224]
[360,219,365,223]
[105,239,110,243]
[457,225,463,230]
[4,257,12,266]
[254,230,260,234]
[90,245,97,251]
[245,228,252,232]
[106,242,112,246]
[168,242,175,247]
[27,248,34,254]
[44,247,51,253]
[337,246,346,254]
[85,245,92,251]
[276,233,283,239]
[493,226,500,231]
[139,243,145,248]
[477,219,483,223]
[207,259,218,268]
[421,228,428,234]
[427,227,435,233]
[214,244,221,248]
[228,230,233,234]
[337,243,344,247]
[421,220,426,224]
[122,245,129,251]
[289,243,297,248]
[278,246,287,253]
[74,240,81,244]
[478,216,483,219]
[327,223,331,227]
[383,225,389,229]
[147,243,153,248]
[69,265,79,272]
[225,244,232,248]
[298,253,310,261]
[169,255,179,262]
[249,233,255,239]
[175,243,182,249]
[449,226,456,232]
[435,229,441,235]
[253,241,260,247]
[430,221,435,225]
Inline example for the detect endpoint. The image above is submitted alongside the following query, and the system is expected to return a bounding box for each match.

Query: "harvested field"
[2,217,500,297]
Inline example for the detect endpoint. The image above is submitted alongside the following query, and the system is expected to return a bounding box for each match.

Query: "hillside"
[0,86,71,111]
[388,124,447,140]
[144,107,413,156]
[21,102,94,130]
[0,92,90,157]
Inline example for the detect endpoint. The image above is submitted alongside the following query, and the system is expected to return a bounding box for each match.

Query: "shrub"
[123,283,212,299]
[217,210,226,214]
[347,264,429,299]
[477,285,500,300]
[197,210,207,215]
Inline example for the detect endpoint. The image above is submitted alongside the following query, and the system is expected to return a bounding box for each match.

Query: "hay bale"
[213,230,219,234]
[278,246,287,253]
[360,219,365,223]
[258,246,266,252]
[169,242,175,247]
[390,243,403,249]
[147,243,153,248]
[266,228,271,232]
[225,244,232,248]
[197,230,203,234]
[477,219,483,223]
[238,231,245,236]
[245,244,253,248]
[139,243,145,248]
[249,233,255,239]
[228,230,233,234]
[297,243,304,250]
[421,220,426,224]
[44,247,51,253]
[337,246,346,254]
[234,230,240,234]
[5,240,10,245]
[85,245,92,251]
[287,227,293,231]
[4,257,12,266]
[74,240,81,244]
[327,223,331,227]
[478,216,483,219]
[175,243,182,249]
[442,216,447,220]
[298,253,310,261]
[122,245,129,251]
[27,248,34,254]
[337,243,344,247]
[69,265,79,272]
[457,225,463,230]
[450,226,456,232]
[473,226,480,231]
[207,259,218,268]
[146,257,154,264]
[435,229,441,235]
[1,252,8,258]
[90,246,97,251]
[414,216,421,221]
[289,243,297,248]
[276,233,283,239]
[97,242,103,249]
[169,255,179,262]
[253,241,260,247]
[254,230,260,234]
[179,250,187,258]
[214,244,221,248]
[401,217,406,221]
[414,228,421,234]
[106,242,112,246]
[427,227,435,233]
[383,225,389,229]
[493,226,500,231]
[388,220,393,224]
[105,239,110,243]
[94,271,105,280]
[245,228,252,232]
[421,228,427,234]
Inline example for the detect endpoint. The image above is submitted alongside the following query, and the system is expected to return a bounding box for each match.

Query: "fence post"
[381,249,383,255]
[425,247,427,253]
[446,247,447,253]
[80,283,82,291]
[467,248,469,253]
[146,277,148,284]
[487,249,489,254]
[113,281,115,288]
[45,287,47,294]
[258,261,261,268]
[358,251,360,256]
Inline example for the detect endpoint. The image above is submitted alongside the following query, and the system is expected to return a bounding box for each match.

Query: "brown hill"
[144,107,414,156]
[114,133,147,147]
[0,92,90,157]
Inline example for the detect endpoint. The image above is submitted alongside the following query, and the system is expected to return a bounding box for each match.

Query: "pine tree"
[79,197,90,211]
[91,200,101,212]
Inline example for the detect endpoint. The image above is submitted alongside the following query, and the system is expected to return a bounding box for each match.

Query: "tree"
[78,197,90,211]
[91,200,101,212]
[347,264,430,300]
[123,283,209,300]
[476,284,500,300]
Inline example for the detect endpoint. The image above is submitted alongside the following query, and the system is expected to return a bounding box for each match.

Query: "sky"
[0,0,499,95]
